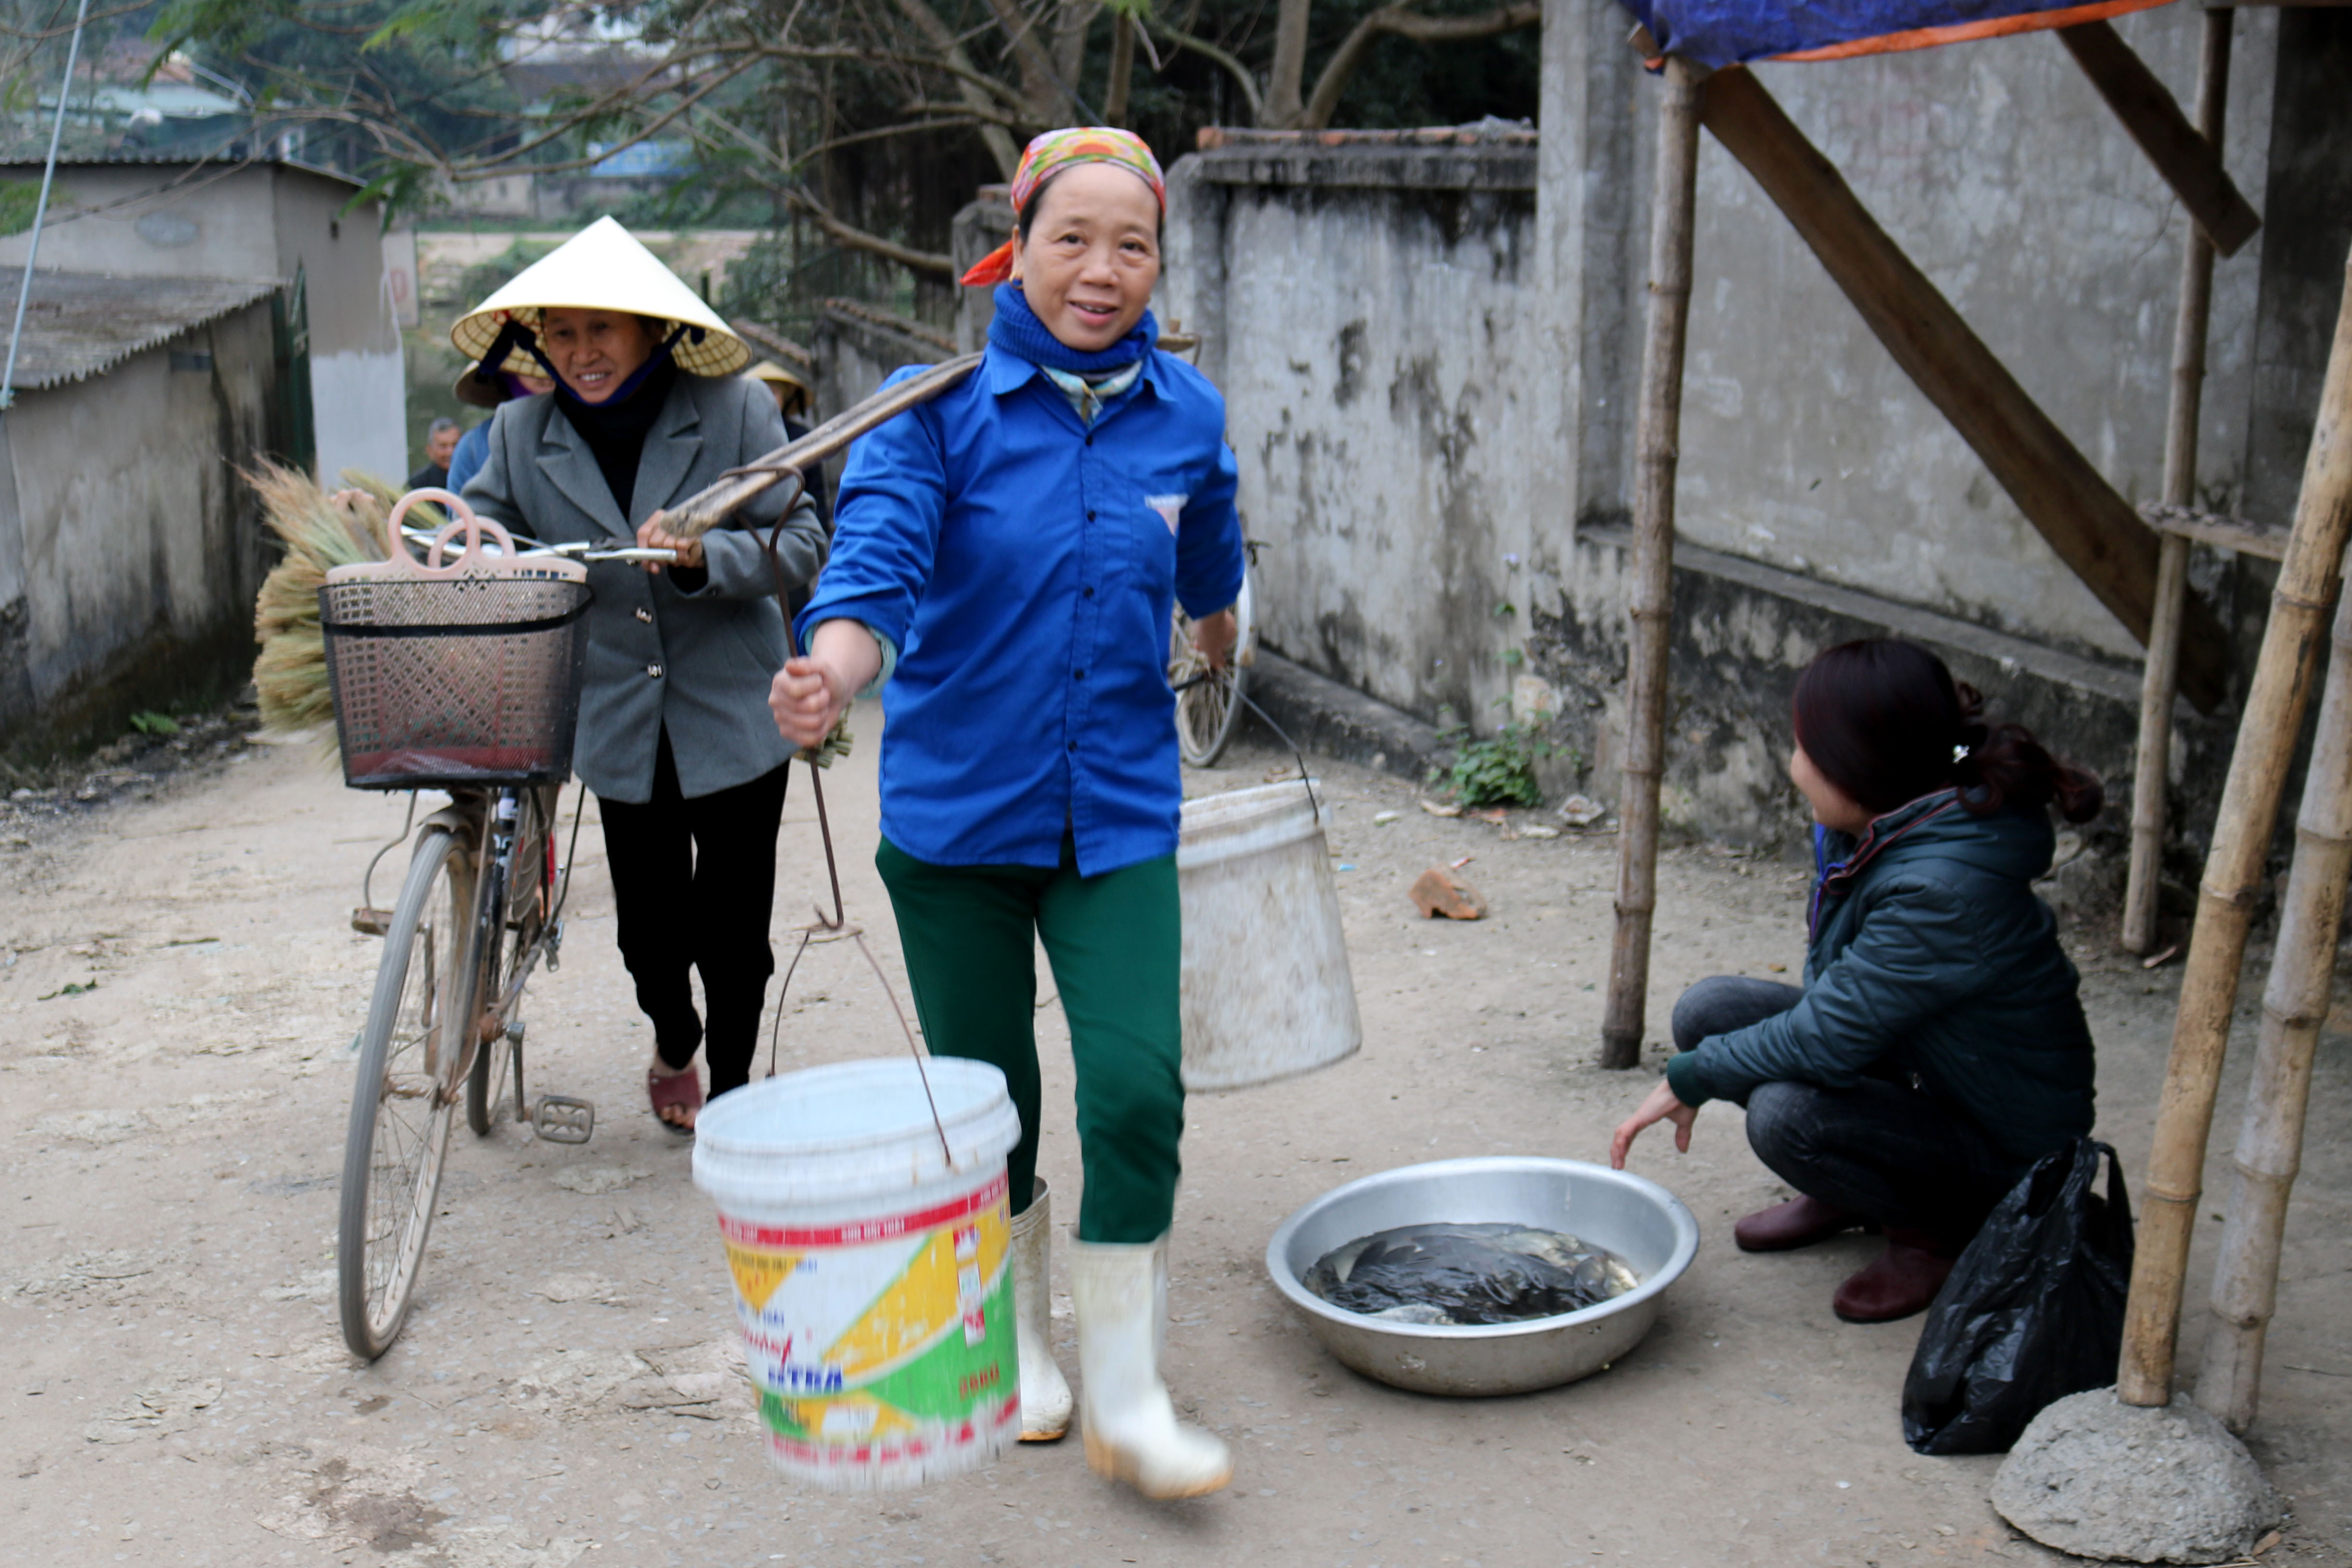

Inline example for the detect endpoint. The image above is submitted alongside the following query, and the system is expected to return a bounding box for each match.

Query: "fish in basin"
[1302,1223,1639,1326]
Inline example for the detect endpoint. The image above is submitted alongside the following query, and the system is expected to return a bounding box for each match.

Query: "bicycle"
[329,490,672,1359]
[1169,556,1259,767]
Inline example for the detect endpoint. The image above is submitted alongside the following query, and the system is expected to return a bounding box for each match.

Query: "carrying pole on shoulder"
[660,353,985,537]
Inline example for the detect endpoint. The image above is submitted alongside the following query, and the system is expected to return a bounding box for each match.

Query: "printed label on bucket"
[719,1171,1018,1479]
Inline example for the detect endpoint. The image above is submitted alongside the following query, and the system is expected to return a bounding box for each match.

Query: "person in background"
[446,362,553,496]
[407,416,460,491]
[1610,638,2101,1324]
[456,216,826,1135]
[741,358,830,619]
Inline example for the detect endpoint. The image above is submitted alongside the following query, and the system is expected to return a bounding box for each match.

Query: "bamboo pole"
[1601,57,1703,1071]
[2194,584,2352,1432]
[2116,247,2352,1408]
[661,352,984,537]
[2123,8,2235,956]
[1698,67,2230,712]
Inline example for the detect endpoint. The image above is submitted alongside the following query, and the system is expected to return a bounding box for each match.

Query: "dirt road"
[4,713,2347,1568]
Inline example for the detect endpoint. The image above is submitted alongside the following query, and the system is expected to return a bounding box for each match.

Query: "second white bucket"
[1178,779,1363,1091]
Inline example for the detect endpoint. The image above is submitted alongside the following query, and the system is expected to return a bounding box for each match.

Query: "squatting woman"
[1611,638,2101,1323]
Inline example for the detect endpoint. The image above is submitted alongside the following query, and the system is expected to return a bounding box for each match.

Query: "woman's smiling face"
[1011,162,1161,354]
[538,307,657,404]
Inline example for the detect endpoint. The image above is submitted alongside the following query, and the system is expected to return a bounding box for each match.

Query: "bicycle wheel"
[339,823,476,1360]
[468,786,553,1134]
[1171,567,1255,767]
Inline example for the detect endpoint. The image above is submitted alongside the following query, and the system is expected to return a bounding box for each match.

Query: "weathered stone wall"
[1162,142,1550,742]
[1159,4,2348,865]
[0,306,278,756]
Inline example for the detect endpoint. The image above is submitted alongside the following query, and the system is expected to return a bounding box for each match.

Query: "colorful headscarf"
[959,127,1167,289]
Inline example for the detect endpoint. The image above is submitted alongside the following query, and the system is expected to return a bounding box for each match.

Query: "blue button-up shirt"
[797,343,1245,874]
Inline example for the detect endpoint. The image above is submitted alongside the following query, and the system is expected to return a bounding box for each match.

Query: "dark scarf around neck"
[551,353,680,517]
[990,282,1157,374]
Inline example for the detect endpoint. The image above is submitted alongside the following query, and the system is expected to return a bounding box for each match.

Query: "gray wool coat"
[461,373,827,805]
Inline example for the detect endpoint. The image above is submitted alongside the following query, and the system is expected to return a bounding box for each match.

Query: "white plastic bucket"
[692,1057,1024,1491]
[1177,780,1364,1091]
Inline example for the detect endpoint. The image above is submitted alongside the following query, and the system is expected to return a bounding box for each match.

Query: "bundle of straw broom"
[248,464,425,746]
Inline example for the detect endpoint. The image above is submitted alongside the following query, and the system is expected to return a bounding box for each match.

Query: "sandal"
[648,1064,704,1135]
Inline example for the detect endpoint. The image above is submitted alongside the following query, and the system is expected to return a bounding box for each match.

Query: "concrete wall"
[0,304,277,753]
[268,169,407,486]
[1158,5,2352,859]
[1163,144,1550,738]
[0,161,406,485]
[1678,13,2279,666]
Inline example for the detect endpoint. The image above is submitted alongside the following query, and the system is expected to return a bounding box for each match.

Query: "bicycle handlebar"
[398,524,675,565]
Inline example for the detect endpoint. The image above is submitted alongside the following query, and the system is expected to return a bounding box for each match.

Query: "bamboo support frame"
[1697,67,2230,711]
[2056,19,2260,257]
[2117,249,2352,1408]
[2123,8,2235,956]
[2194,586,2352,1432]
[1601,57,1703,1071]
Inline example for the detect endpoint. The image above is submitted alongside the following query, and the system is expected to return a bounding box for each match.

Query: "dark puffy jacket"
[1663,790,2095,1166]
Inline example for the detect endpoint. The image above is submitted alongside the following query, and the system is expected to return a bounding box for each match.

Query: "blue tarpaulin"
[1622,0,2175,70]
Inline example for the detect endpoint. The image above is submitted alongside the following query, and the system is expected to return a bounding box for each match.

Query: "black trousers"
[598,731,789,1100]
[1671,975,2020,1245]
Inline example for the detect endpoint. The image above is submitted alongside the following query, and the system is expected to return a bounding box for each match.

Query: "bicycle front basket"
[320,489,593,790]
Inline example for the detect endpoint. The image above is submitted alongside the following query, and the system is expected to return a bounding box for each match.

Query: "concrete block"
[1989,1389,2282,1565]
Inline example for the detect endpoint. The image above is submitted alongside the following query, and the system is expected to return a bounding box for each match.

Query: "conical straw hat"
[451,216,749,378]
[743,358,814,417]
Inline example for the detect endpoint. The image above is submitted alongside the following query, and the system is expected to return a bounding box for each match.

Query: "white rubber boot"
[1011,1179,1072,1442]
[1070,1235,1233,1499]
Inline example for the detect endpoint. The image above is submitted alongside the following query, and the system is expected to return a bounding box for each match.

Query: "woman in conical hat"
[456,216,828,1135]
[770,127,1243,1500]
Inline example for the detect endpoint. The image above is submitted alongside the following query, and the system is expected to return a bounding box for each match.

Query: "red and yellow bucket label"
[718,1171,1018,1486]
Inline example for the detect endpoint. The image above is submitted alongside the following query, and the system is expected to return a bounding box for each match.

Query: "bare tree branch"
[891,0,1021,177]
[1300,1,1538,130]
[1146,16,1263,124]
[788,187,956,277]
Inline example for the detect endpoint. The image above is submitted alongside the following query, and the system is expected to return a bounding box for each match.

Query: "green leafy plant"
[128,711,180,737]
[1439,710,1557,810]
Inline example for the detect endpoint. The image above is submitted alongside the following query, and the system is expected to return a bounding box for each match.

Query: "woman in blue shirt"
[769,128,1243,1500]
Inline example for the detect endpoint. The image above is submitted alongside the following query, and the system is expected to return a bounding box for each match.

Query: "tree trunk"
[1266,0,1313,127]
[1103,12,1136,127]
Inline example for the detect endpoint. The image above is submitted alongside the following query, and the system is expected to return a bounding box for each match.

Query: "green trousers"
[876,835,1183,1244]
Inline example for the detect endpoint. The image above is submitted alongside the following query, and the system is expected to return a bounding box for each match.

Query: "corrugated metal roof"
[0,153,368,191]
[1,269,279,391]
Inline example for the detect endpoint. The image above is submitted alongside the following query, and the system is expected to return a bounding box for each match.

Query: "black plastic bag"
[1901,1138,2135,1454]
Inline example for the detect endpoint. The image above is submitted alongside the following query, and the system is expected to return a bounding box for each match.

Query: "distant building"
[0,153,404,753]
[0,155,406,484]
[0,271,285,753]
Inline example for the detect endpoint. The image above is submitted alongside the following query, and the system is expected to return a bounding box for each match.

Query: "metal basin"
[1265,1157,1700,1397]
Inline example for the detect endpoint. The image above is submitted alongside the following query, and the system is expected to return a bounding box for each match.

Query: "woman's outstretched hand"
[636,510,704,574]
[1609,1078,1697,1169]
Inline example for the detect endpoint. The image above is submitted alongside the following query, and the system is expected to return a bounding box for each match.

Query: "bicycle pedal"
[531,1095,594,1144]
[351,906,393,937]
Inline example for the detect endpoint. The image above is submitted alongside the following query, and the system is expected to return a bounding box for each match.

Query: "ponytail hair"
[1791,639,2103,824]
